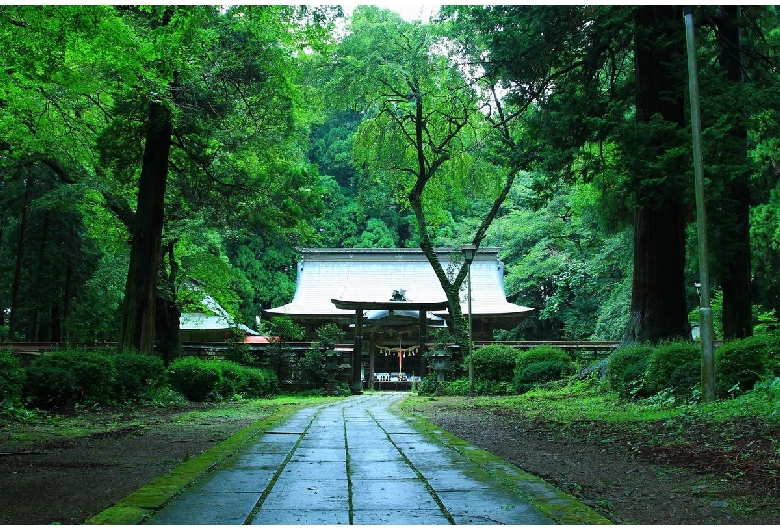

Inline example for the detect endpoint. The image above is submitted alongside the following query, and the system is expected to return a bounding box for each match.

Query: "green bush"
[514,360,575,393]
[621,358,650,398]
[217,361,249,397]
[24,350,117,408]
[514,346,572,373]
[166,357,222,402]
[166,358,278,401]
[605,344,654,395]
[111,353,166,401]
[643,341,699,395]
[669,361,700,397]
[513,346,571,389]
[23,365,79,408]
[442,377,470,396]
[240,365,278,398]
[416,374,439,396]
[0,350,25,405]
[715,335,771,396]
[465,344,517,383]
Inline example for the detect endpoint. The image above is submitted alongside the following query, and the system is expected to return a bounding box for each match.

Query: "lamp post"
[462,244,476,397]
[684,6,716,402]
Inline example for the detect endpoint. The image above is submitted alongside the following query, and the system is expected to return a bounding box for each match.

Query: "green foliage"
[643,341,699,396]
[466,344,517,383]
[110,353,166,401]
[23,365,79,409]
[26,350,117,407]
[21,349,168,409]
[514,360,576,393]
[714,335,772,397]
[332,381,352,397]
[165,357,222,402]
[441,378,471,396]
[416,373,440,396]
[166,357,278,402]
[514,346,572,375]
[474,380,515,395]
[315,323,345,348]
[0,350,26,405]
[621,359,651,399]
[669,361,701,398]
[298,348,327,389]
[605,344,654,397]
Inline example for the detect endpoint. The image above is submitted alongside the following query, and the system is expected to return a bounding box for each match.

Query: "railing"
[4,340,720,361]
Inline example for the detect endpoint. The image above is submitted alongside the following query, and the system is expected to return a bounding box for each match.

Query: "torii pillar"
[332,298,449,394]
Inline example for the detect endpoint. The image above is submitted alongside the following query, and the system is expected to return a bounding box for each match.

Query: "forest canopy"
[2,5,780,351]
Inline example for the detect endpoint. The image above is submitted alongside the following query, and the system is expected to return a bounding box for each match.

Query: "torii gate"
[331,298,450,394]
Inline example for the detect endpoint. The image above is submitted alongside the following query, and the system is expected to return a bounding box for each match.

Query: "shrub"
[513,346,571,388]
[605,344,654,395]
[416,374,439,396]
[514,360,575,393]
[669,361,700,397]
[23,365,79,409]
[217,361,249,397]
[0,350,25,405]
[166,357,222,402]
[24,350,117,408]
[621,359,650,399]
[465,344,517,383]
[239,365,278,398]
[643,341,699,395]
[715,335,771,396]
[442,377,470,396]
[166,358,278,401]
[111,353,166,401]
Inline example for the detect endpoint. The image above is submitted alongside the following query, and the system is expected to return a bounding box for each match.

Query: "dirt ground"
[1,397,779,525]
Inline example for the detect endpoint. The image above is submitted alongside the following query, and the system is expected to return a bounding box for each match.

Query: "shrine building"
[263,248,533,392]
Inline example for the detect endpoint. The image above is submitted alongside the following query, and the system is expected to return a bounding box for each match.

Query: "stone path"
[144,393,563,525]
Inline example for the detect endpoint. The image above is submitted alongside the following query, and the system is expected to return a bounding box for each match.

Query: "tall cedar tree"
[628,6,691,342]
[715,6,753,339]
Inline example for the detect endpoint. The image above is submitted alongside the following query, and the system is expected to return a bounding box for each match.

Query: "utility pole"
[683,6,716,402]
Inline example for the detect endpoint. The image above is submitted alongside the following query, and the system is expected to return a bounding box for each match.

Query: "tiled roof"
[264,248,532,320]
[180,312,259,335]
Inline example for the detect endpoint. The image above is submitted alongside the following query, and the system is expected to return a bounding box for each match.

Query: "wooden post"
[352,308,364,394]
[418,310,427,379]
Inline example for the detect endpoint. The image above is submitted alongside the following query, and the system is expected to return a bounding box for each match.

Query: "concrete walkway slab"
[141,392,609,525]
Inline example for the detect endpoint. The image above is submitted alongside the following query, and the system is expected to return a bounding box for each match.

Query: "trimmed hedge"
[605,344,654,398]
[21,350,168,409]
[715,335,771,396]
[513,346,572,391]
[514,360,575,393]
[670,361,700,397]
[466,344,517,383]
[111,353,166,401]
[643,341,699,395]
[166,357,278,402]
[24,350,117,408]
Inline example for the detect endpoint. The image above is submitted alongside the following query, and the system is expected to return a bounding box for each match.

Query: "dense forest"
[2,5,780,352]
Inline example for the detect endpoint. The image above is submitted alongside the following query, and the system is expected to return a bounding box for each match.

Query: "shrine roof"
[263,248,533,321]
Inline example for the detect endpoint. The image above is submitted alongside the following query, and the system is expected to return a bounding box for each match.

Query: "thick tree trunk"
[628,5,691,343]
[629,202,690,342]
[9,175,31,341]
[155,241,182,365]
[31,211,51,341]
[117,101,172,354]
[717,5,753,339]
